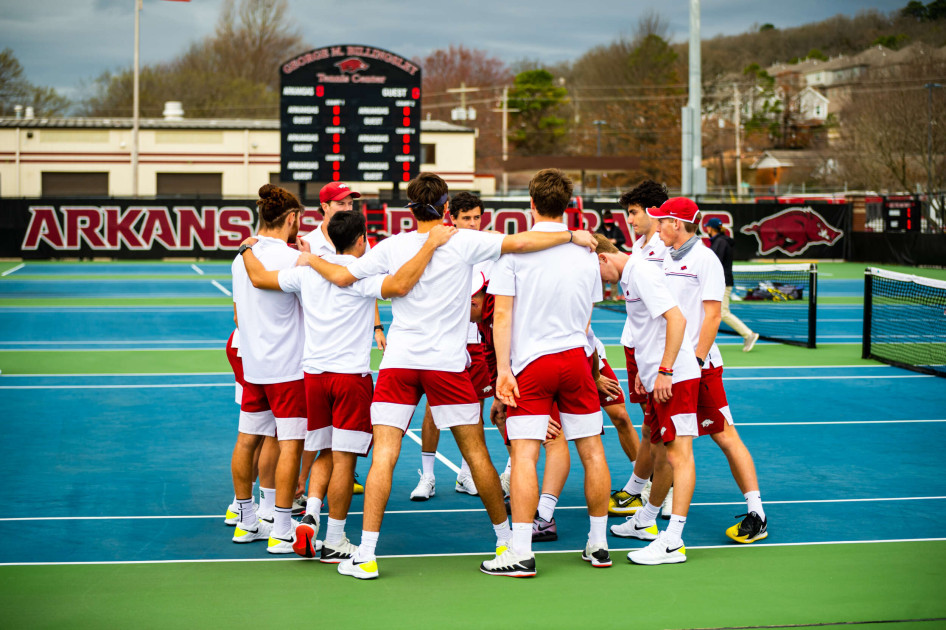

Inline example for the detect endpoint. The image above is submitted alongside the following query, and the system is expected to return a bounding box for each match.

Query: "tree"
[417,45,513,173]
[80,0,305,118]
[507,69,569,156]
[0,48,70,116]
[901,1,928,20]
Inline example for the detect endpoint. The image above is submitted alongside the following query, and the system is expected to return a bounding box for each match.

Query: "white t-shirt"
[231,236,304,384]
[346,229,505,372]
[587,328,607,370]
[621,231,668,348]
[662,239,726,368]
[230,327,241,357]
[300,225,335,255]
[277,253,385,375]
[620,255,700,391]
[488,222,602,375]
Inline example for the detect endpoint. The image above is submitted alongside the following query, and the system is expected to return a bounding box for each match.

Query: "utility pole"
[492,86,518,196]
[132,0,141,197]
[681,0,706,197]
[593,120,606,197]
[924,83,942,210]
[734,83,742,198]
[447,82,479,121]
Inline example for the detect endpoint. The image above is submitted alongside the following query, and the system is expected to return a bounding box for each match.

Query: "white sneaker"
[640,480,652,505]
[232,517,272,543]
[455,471,478,495]
[410,470,436,501]
[627,531,687,565]
[224,501,258,526]
[743,332,760,352]
[267,527,296,554]
[581,541,612,568]
[321,536,358,564]
[480,549,536,577]
[338,557,379,580]
[499,470,511,498]
[660,486,673,520]
[610,511,659,541]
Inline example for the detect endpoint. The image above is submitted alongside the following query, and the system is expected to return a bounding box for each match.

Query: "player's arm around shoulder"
[499,228,596,254]
[237,238,282,291]
[380,224,456,298]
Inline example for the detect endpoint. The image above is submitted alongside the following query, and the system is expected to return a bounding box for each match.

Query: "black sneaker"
[480,549,537,577]
[532,515,558,542]
[581,543,612,568]
[725,511,768,543]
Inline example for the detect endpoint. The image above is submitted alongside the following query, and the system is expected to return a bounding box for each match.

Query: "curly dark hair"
[618,180,669,211]
[257,184,302,229]
[449,191,483,219]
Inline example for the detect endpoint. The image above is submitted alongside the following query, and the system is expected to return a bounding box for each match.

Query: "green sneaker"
[608,490,643,516]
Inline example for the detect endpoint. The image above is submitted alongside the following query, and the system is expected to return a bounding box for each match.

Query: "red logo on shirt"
[648,251,654,256]
[681,265,687,270]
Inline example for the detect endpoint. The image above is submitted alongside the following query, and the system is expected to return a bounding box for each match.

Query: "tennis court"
[1,260,945,629]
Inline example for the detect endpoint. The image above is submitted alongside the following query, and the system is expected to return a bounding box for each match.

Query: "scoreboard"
[280,45,422,186]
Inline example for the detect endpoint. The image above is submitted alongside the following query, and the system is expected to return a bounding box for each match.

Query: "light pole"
[593,120,606,197]
[924,83,942,209]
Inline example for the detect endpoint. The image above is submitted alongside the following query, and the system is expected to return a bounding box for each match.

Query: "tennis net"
[862,267,946,377]
[724,263,818,348]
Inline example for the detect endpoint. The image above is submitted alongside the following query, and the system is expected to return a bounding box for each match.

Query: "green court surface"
[3,542,944,629]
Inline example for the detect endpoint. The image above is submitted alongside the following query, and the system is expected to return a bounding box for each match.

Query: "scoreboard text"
[280,45,422,186]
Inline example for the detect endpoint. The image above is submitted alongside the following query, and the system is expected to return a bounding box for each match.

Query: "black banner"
[0,197,852,260]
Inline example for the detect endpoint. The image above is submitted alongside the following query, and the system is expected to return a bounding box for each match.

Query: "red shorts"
[598,359,625,407]
[506,348,602,441]
[303,372,373,455]
[697,365,733,436]
[622,346,649,404]
[372,368,480,431]
[467,343,494,400]
[239,379,307,440]
[644,378,699,445]
[226,330,245,406]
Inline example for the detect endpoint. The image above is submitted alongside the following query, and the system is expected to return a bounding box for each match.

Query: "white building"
[0,116,495,198]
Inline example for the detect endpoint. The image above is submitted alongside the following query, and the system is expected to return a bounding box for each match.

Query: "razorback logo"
[740,207,843,256]
[335,57,369,74]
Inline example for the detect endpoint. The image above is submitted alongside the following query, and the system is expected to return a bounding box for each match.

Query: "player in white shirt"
[651,197,768,545]
[229,184,308,549]
[484,169,612,577]
[238,210,455,563]
[594,234,699,565]
[295,182,376,511]
[410,192,493,501]
[302,172,596,580]
[609,180,670,518]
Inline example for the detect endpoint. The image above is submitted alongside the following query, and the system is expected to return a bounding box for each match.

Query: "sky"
[1,0,909,100]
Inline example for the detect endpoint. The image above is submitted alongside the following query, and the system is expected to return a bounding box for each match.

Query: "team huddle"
[223,170,768,579]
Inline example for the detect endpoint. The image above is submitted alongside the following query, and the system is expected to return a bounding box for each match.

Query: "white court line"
[4,495,943,522]
[1,537,943,567]
[210,280,232,297]
[1,263,25,277]
[190,264,204,276]
[404,429,461,474]
[0,383,231,390]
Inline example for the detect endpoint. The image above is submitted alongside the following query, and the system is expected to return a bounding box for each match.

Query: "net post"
[808,263,817,348]
[861,268,872,360]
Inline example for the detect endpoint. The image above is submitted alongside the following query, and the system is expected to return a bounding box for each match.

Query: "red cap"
[319,182,361,204]
[471,270,487,296]
[647,197,699,223]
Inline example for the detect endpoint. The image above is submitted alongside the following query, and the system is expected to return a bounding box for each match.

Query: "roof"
[0,117,474,133]
[751,149,827,170]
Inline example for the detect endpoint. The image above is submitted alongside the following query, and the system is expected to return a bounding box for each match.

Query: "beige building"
[0,116,495,198]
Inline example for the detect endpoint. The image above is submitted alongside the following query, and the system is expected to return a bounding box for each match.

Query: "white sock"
[355,530,379,562]
[229,494,238,510]
[306,495,322,516]
[259,487,275,514]
[421,452,436,478]
[236,497,256,528]
[459,457,471,476]
[622,473,648,496]
[665,515,687,547]
[325,517,346,545]
[273,506,292,538]
[511,522,532,556]
[503,458,511,475]
[492,519,511,546]
[588,515,608,546]
[745,491,765,519]
[537,493,558,522]
[638,501,661,524]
